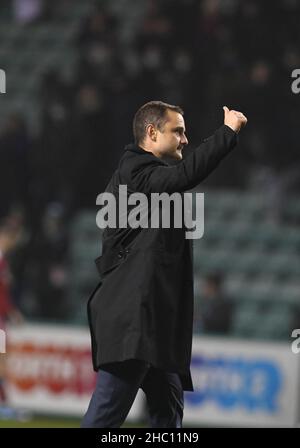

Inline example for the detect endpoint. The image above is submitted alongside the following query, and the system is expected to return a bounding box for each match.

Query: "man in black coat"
[82,101,247,428]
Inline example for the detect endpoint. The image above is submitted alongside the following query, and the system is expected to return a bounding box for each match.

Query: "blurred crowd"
[0,0,299,325]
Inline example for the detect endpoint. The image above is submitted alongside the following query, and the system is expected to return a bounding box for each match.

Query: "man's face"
[155,110,188,160]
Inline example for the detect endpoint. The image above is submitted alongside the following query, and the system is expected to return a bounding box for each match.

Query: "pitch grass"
[0,416,145,428]
[0,418,80,428]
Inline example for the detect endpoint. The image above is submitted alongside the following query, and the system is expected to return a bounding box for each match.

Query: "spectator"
[28,202,69,320]
[0,217,24,404]
[0,114,31,218]
[197,273,234,335]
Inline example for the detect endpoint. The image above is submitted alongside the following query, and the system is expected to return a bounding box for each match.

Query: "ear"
[146,124,157,141]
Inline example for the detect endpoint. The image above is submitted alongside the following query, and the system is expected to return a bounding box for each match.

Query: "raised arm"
[123,106,247,194]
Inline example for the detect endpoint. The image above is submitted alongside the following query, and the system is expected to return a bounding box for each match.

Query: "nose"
[181,134,188,145]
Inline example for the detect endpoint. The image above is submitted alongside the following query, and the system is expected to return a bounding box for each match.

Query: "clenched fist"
[223,106,247,133]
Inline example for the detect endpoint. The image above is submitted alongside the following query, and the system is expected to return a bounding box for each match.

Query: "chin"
[175,150,183,160]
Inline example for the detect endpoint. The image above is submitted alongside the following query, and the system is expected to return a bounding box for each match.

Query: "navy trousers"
[81,359,184,428]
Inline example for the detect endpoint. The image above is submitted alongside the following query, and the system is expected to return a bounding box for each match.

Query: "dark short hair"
[133,100,184,145]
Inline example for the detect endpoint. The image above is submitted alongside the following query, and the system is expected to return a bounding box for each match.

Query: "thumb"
[223,106,230,115]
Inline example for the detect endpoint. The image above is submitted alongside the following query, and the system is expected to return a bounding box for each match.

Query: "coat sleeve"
[121,125,238,194]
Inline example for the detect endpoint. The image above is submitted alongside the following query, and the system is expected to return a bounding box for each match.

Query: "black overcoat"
[87,124,237,391]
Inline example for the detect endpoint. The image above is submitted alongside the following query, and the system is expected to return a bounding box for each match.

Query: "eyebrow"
[172,126,186,133]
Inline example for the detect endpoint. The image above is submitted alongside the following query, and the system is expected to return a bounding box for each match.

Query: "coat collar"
[124,143,151,155]
[124,143,169,165]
